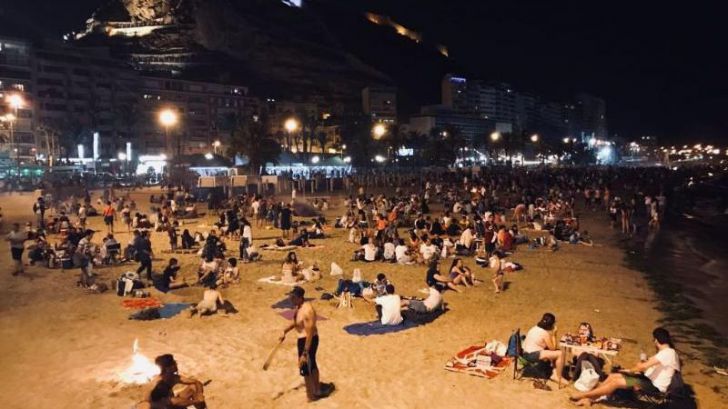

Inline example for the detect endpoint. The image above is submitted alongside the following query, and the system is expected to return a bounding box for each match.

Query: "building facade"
[0,36,35,162]
[362,86,397,123]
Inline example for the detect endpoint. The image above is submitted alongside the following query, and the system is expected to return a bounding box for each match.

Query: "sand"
[0,189,726,409]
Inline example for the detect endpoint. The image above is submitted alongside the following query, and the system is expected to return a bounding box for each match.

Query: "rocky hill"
[72,0,452,111]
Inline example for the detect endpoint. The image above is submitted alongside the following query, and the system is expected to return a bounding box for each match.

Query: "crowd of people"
[3,165,692,407]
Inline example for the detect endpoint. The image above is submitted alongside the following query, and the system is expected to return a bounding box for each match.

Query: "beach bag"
[330,262,343,276]
[574,361,600,392]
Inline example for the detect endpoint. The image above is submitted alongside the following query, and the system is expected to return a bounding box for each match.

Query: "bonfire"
[119,339,159,384]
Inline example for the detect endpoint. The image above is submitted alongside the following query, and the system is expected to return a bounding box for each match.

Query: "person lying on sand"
[402,286,444,313]
[570,327,680,407]
[138,354,206,409]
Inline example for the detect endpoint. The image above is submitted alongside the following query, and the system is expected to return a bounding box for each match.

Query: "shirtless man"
[138,354,206,409]
[280,286,333,401]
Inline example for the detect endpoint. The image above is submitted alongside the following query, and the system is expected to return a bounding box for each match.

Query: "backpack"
[506,330,521,357]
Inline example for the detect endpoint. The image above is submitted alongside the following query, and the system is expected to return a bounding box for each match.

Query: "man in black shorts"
[281,286,334,401]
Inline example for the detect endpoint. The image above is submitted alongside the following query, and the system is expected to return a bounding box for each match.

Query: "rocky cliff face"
[78,0,450,110]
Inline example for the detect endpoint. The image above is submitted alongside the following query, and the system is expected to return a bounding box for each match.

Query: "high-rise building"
[0,36,35,161]
[408,104,495,147]
[136,76,251,156]
[362,86,397,123]
[33,42,139,158]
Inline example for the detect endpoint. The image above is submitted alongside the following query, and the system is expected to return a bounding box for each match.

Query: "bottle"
[640,351,647,362]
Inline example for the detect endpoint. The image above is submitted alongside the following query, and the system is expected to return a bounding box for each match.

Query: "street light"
[284,118,299,152]
[212,140,221,154]
[204,152,214,160]
[372,123,387,140]
[490,131,501,142]
[311,155,320,164]
[530,134,539,143]
[158,108,178,159]
[562,137,570,144]
[5,93,24,171]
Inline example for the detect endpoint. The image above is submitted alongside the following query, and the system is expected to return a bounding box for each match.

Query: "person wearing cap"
[138,354,206,409]
[280,286,332,401]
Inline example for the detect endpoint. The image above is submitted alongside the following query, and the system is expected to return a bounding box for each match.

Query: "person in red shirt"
[103,201,115,233]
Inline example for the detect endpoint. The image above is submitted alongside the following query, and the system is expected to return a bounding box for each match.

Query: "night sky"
[2,0,727,144]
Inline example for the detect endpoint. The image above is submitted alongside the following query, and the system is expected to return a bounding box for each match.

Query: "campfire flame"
[119,339,159,384]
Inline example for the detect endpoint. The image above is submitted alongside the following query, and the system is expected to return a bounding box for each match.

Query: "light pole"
[6,93,24,173]
[158,108,178,159]
[489,131,501,164]
[284,117,299,152]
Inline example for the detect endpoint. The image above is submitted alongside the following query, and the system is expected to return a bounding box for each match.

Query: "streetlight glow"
[284,118,299,133]
[372,123,387,139]
[204,152,214,160]
[490,132,501,142]
[562,137,570,144]
[118,152,127,161]
[311,155,320,164]
[530,134,539,143]
[374,154,386,162]
[6,93,24,109]
[159,109,178,127]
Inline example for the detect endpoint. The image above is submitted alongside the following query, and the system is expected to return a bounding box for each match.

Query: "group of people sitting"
[519,313,681,407]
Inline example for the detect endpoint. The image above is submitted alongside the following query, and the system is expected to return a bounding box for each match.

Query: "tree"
[422,126,464,167]
[226,113,281,174]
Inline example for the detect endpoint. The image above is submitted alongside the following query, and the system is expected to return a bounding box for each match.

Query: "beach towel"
[257,276,298,286]
[261,245,298,251]
[444,345,511,379]
[128,303,191,320]
[343,309,446,336]
[122,298,162,309]
[277,309,328,321]
[330,262,343,276]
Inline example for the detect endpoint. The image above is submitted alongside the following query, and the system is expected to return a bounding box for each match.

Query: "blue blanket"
[158,303,191,318]
[343,309,446,336]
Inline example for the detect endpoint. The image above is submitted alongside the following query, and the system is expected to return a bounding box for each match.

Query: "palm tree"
[226,113,281,175]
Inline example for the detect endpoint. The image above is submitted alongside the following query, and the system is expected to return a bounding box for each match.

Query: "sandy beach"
[0,189,726,409]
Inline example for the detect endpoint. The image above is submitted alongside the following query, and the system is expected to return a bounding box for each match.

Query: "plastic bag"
[574,361,600,392]
[330,262,343,276]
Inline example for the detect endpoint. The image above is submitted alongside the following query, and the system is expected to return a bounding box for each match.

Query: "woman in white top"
[571,327,680,406]
[522,313,565,385]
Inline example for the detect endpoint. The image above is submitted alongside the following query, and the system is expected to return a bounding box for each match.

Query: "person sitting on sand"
[570,327,680,407]
[197,255,219,287]
[419,237,438,264]
[189,283,225,318]
[217,258,240,287]
[138,354,206,409]
[281,251,304,284]
[155,258,186,293]
[364,284,403,326]
[522,313,565,386]
[449,257,475,288]
[361,238,379,262]
[425,258,461,293]
[181,229,195,249]
[395,239,413,264]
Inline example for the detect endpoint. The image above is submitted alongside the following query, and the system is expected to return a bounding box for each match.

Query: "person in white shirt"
[403,286,443,313]
[362,240,378,262]
[522,313,565,385]
[367,284,403,326]
[571,327,680,406]
[382,238,396,262]
[394,239,411,264]
[419,238,437,263]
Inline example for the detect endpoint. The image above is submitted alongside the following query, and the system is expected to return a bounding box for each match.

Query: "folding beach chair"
[510,328,552,382]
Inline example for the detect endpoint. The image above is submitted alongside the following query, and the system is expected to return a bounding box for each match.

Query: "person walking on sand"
[280,286,334,401]
[103,201,115,234]
[6,223,29,276]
